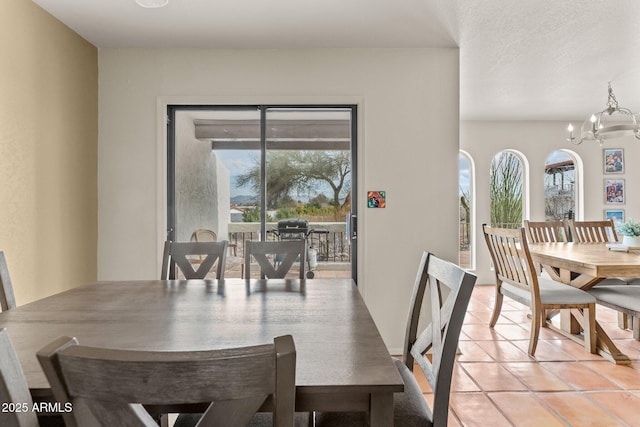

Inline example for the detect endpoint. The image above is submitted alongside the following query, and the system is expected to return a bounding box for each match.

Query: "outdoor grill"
[270,219,328,278]
[276,219,311,240]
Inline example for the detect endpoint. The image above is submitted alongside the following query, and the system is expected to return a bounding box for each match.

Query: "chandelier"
[567,83,640,145]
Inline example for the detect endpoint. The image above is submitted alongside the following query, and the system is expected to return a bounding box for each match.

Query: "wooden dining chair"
[0,251,17,312]
[566,219,637,329]
[523,220,570,278]
[245,240,306,279]
[567,219,618,243]
[315,252,477,427]
[523,220,569,243]
[160,241,228,280]
[483,224,597,356]
[190,229,245,278]
[36,334,297,427]
[0,328,39,427]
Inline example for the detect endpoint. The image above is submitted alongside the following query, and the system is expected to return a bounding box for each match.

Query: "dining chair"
[523,220,570,278]
[483,224,597,356]
[566,219,637,329]
[36,334,297,427]
[0,328,39,427]
[567,219,617,243]
[0,251,17,311]
[190,229,245,278]
[160,241,228,280]
[315,252,477,427]
[523,220,569,243]
[245,240,306,279]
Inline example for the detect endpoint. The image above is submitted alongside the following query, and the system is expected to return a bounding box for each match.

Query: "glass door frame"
[167,104,359,282]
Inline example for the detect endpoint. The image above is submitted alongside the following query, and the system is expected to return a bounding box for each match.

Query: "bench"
[589,286,640,340]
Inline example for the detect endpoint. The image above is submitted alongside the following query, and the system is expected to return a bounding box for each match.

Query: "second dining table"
[528,241,640,364]
[0,278,404,426]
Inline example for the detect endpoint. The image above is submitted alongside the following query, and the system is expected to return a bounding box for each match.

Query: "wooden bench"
[589,286,640,340]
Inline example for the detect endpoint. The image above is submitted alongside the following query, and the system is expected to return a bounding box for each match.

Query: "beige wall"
[98,48,460,352]
[461,120,640,284]
[0,0,98,304]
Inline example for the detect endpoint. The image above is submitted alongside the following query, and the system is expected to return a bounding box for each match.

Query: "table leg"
[369,392,394,427]
[595,323,632,365]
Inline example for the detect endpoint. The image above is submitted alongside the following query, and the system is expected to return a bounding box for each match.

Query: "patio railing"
[228,222,351,263]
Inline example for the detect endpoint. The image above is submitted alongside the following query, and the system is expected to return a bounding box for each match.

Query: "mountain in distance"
[231,194,259,205]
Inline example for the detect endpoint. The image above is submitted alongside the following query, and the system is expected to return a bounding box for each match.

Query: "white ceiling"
[31,0,640,120]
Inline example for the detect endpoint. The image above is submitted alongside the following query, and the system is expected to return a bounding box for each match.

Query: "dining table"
[528,241,640,364]
[0,278,403,426]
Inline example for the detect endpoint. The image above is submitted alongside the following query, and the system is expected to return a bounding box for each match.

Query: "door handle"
[350,214,357,241]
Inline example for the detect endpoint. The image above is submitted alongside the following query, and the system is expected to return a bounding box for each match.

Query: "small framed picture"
[604,209,624,226]
[604,148,624,174]
[367,191,386,208]
[604,179,625,204]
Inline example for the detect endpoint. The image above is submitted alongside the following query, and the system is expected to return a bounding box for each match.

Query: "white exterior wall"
[461,120,640,284]
[175,111,229,241]
[98,48,460,353]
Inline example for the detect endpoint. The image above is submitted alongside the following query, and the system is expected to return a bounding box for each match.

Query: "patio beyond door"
[167,105,357,280]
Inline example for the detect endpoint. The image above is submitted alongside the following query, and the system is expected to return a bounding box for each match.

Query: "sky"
[216,150,348,202]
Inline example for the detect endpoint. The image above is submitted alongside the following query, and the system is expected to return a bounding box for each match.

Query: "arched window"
[544,150,576,220]
[490,151,525,228]
[459,151,474,269]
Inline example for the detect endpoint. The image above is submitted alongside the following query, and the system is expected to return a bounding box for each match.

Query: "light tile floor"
[413,284,640,426]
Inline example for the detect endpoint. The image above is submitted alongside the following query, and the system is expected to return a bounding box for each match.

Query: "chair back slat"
[161,241,228,280]
[0,329,38,427]
[37,335,296,427]
[0,252,17,311]
[191,229,245,278]
[568,220,617,243]
[523,220,568,243]
[402,253,477,424]
[483,225,538,295]
[245,240,306,279]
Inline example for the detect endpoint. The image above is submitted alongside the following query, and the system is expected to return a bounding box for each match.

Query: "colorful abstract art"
[367,191,386,208]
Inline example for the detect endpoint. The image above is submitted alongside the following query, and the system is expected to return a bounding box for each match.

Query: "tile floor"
[412,284,640,426]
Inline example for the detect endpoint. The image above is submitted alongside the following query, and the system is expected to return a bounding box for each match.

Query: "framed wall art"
[367,191,386,208]
[604,148,624,174]
[604,179,625,204]
[604,209,624,225]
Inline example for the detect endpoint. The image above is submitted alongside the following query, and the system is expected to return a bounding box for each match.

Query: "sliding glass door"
[167,105,358,281]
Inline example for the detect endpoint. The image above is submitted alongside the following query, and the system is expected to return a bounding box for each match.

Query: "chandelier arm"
[567,84,640,145]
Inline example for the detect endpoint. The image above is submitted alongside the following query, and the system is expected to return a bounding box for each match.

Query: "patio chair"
[161,241,228,280]
[483,224,597,356]
[36,335,297,427]
[0,251,17,312]
[315,252,477,426]
[0,328,39,427]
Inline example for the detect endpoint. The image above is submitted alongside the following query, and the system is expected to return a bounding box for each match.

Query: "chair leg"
[618,312,628,329]
[633,316,639,341]
[528,308,542,356]
[489,287,504,328]
[582,304,597,354]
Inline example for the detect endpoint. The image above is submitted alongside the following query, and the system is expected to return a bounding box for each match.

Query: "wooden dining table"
[0,278,403,426]
[528,242,640,364]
